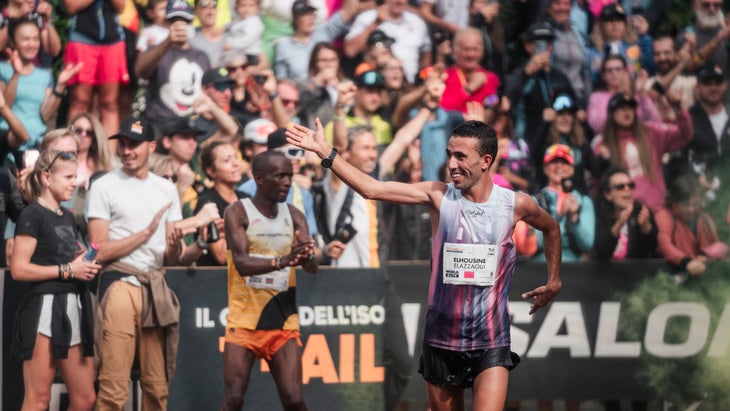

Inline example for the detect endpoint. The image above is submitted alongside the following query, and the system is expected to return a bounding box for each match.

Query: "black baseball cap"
[523,22,555,42]
[267,128,289,150]
[166,0,194,22]
[599,4,627,22]
[161,116,205,138]
[607,93,637,112]
[697,64,725,83]
[292,0,316,16]
[109,117,156,142]
[202,67,234,85]
[552,94,577,113]
[367,30,395,48]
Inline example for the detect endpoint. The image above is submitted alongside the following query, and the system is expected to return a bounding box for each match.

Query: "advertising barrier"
[4,260,730,410]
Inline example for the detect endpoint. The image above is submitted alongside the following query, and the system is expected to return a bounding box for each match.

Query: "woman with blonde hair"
[68,112,112,186]
[10,149,101,411]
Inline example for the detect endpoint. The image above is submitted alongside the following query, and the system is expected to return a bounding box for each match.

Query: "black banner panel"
[4,260,730,410]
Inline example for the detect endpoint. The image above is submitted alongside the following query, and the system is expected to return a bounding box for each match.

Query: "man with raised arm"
[286,119,562,411]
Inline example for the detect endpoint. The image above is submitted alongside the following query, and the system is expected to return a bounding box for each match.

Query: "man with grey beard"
[679,0,730,82]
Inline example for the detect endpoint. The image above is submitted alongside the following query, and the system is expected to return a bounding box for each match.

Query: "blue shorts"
[418,344,520,388]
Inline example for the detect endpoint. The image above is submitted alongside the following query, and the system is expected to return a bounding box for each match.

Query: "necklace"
[38,197,63,216]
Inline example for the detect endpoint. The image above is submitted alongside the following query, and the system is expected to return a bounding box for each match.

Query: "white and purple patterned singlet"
[424,183,516,351]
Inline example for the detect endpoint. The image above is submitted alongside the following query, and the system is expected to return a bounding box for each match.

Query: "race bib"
[246,254,291,291]
[442,242,498,286]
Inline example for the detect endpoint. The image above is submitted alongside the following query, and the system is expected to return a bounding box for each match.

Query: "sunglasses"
[47,150,77,171]
[226,63,249,72]
[610,181,636,191]
[283,147,304,160]
[199,1,217,8]
[161,173,178,183]
[701,1,722,9]
[603,66,624,74]
[281,98,299,107]
[73,127,95,138]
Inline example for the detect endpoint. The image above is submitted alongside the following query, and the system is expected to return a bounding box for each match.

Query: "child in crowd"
[223,0,265,66]
[136,0,170,53]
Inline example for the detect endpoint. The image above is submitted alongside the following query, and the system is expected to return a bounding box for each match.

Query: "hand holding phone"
[534,40,548,55]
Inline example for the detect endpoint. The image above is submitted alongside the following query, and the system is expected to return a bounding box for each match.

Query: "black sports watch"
[321,148,337,168]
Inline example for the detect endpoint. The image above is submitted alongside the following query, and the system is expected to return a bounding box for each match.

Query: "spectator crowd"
[3,0,720,269]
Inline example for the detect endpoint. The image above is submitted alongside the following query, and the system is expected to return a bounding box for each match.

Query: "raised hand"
[57,62,84,89]
[286,119,329,158]
[146,202,172,235]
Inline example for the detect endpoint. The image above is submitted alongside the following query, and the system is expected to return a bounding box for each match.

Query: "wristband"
[679,257,692,272]
[275,256,282,270]
[333,115,346,121]
[196,235,210,250]
[52,87,66,98]
[422,103,438,113]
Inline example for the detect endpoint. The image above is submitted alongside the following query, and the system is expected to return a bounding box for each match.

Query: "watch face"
[321,149,336,168]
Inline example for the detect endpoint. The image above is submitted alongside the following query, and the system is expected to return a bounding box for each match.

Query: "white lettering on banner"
[195,307,216,328]
[193,305,385,328]
[595,302,641,357]
[707,303,730,357]
[298,305,386,327]
[510,301,730,359]
[645,302,710,357]
[220,308,229,326]
[527,302,592,358]
[401,303,421,357]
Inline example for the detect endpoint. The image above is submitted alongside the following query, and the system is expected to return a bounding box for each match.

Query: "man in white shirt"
[88,117,185,410]
[344,0,432,83]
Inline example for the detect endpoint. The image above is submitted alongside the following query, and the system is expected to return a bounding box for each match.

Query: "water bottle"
[207,222,219,243]
[84,242,99,262]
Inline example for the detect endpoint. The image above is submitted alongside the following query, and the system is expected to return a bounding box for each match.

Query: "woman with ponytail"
[9,149,101,411]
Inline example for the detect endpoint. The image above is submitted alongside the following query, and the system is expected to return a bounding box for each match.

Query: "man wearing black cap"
[362,29,396,68]
[136,0,211,126]
[195,67,241,143]
[683,64,730,183]
[586,3,654,81]
[505,22,576,144]
[88,117,185,410]
[327,70,393,149]
[273,0,360,82]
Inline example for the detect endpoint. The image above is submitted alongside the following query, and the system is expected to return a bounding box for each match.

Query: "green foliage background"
[617,259,730,409]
